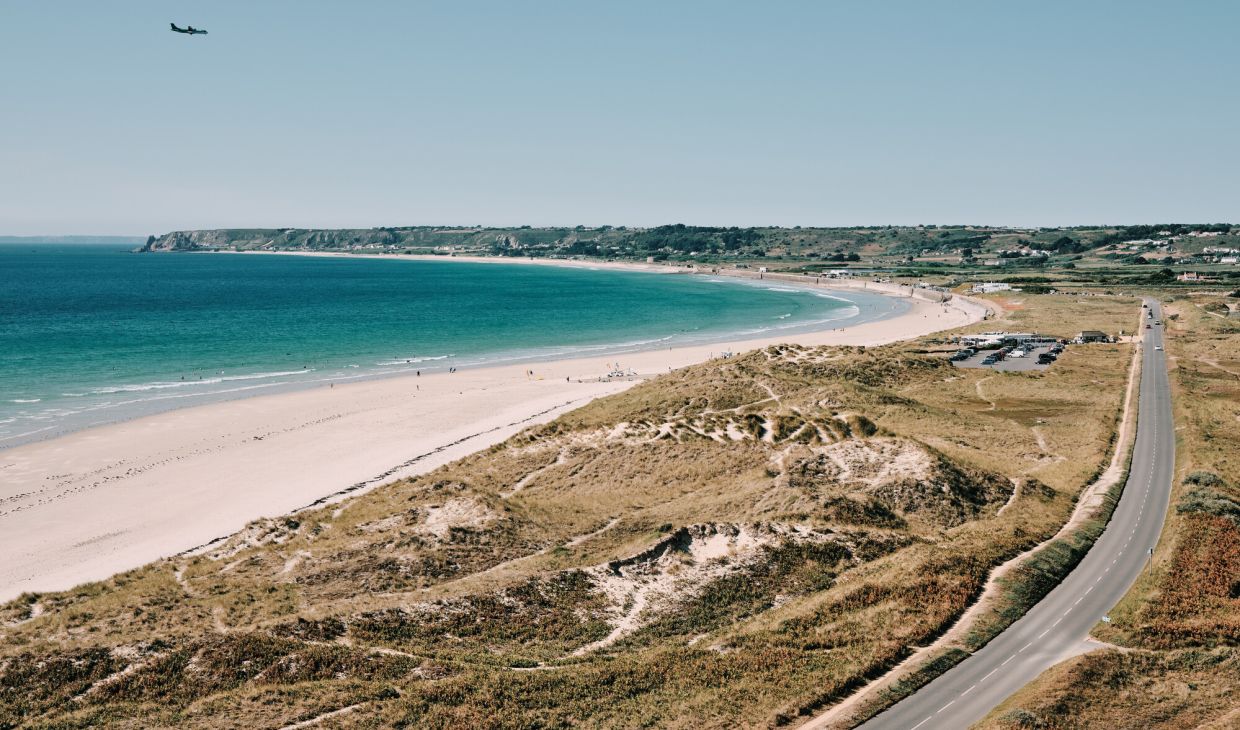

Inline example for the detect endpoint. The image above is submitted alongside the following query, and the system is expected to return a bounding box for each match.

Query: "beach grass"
[0,293,1143,728]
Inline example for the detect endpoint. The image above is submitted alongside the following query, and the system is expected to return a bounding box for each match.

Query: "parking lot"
[951,344,1059,372]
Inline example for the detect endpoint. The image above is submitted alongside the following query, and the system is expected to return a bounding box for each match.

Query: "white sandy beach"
[0,268,986,603]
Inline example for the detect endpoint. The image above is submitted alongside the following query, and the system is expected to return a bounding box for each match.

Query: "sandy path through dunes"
[0,287,982,602]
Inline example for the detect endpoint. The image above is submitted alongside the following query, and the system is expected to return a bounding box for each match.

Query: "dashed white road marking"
[887,330,1175,727]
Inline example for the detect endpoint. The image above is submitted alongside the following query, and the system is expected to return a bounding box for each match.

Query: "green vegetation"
[0,295,1140,728]
[140,224,1240,293]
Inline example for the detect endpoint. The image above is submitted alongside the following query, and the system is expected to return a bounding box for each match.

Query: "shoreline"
[0,260,985,603]
[0,253,892,451]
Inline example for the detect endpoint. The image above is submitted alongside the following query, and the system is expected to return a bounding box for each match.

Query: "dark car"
[1037,353,1055,364]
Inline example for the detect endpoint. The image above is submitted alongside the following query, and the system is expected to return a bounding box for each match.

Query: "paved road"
[860,298,1174,729]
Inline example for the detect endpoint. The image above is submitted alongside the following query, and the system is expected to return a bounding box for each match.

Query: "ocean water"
[0,245,902,446]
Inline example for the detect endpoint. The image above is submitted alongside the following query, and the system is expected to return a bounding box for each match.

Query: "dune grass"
[0,294,1139,728]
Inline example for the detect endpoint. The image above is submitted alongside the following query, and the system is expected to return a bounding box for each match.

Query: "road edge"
[802,309,1145,730]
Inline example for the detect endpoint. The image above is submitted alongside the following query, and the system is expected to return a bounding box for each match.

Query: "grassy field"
[977,293,1240,730]
[0,295,1140,729]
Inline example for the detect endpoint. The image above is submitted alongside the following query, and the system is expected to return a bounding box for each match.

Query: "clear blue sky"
[2,1,1237,235]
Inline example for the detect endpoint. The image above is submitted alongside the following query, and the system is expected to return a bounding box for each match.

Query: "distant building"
[971,282,1012,294]
[1177,271,1220,282]
[1078,330,1110,343]
[1221,257,1238,265]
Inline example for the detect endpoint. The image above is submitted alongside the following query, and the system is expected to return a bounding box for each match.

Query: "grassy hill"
[0,296,1141,728]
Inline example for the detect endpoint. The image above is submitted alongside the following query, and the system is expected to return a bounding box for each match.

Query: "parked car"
[1037,353,1055,364]
[982,355,999,365]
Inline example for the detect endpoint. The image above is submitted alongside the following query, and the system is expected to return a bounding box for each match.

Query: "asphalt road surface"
[860,299,1173,729]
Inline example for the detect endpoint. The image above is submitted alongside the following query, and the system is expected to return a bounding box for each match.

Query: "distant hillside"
[140,224,1237,268]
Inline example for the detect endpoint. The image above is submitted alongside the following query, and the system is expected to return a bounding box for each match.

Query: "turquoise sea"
[0,244,904,447]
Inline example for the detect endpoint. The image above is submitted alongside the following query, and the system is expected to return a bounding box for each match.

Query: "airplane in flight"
[170,23,208,36]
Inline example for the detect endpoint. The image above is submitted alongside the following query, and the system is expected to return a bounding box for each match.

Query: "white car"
[1155,345,1163,351]
[1010,350,1026,358]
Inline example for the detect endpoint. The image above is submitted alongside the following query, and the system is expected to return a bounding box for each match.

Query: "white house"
[971,282,1012,294]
